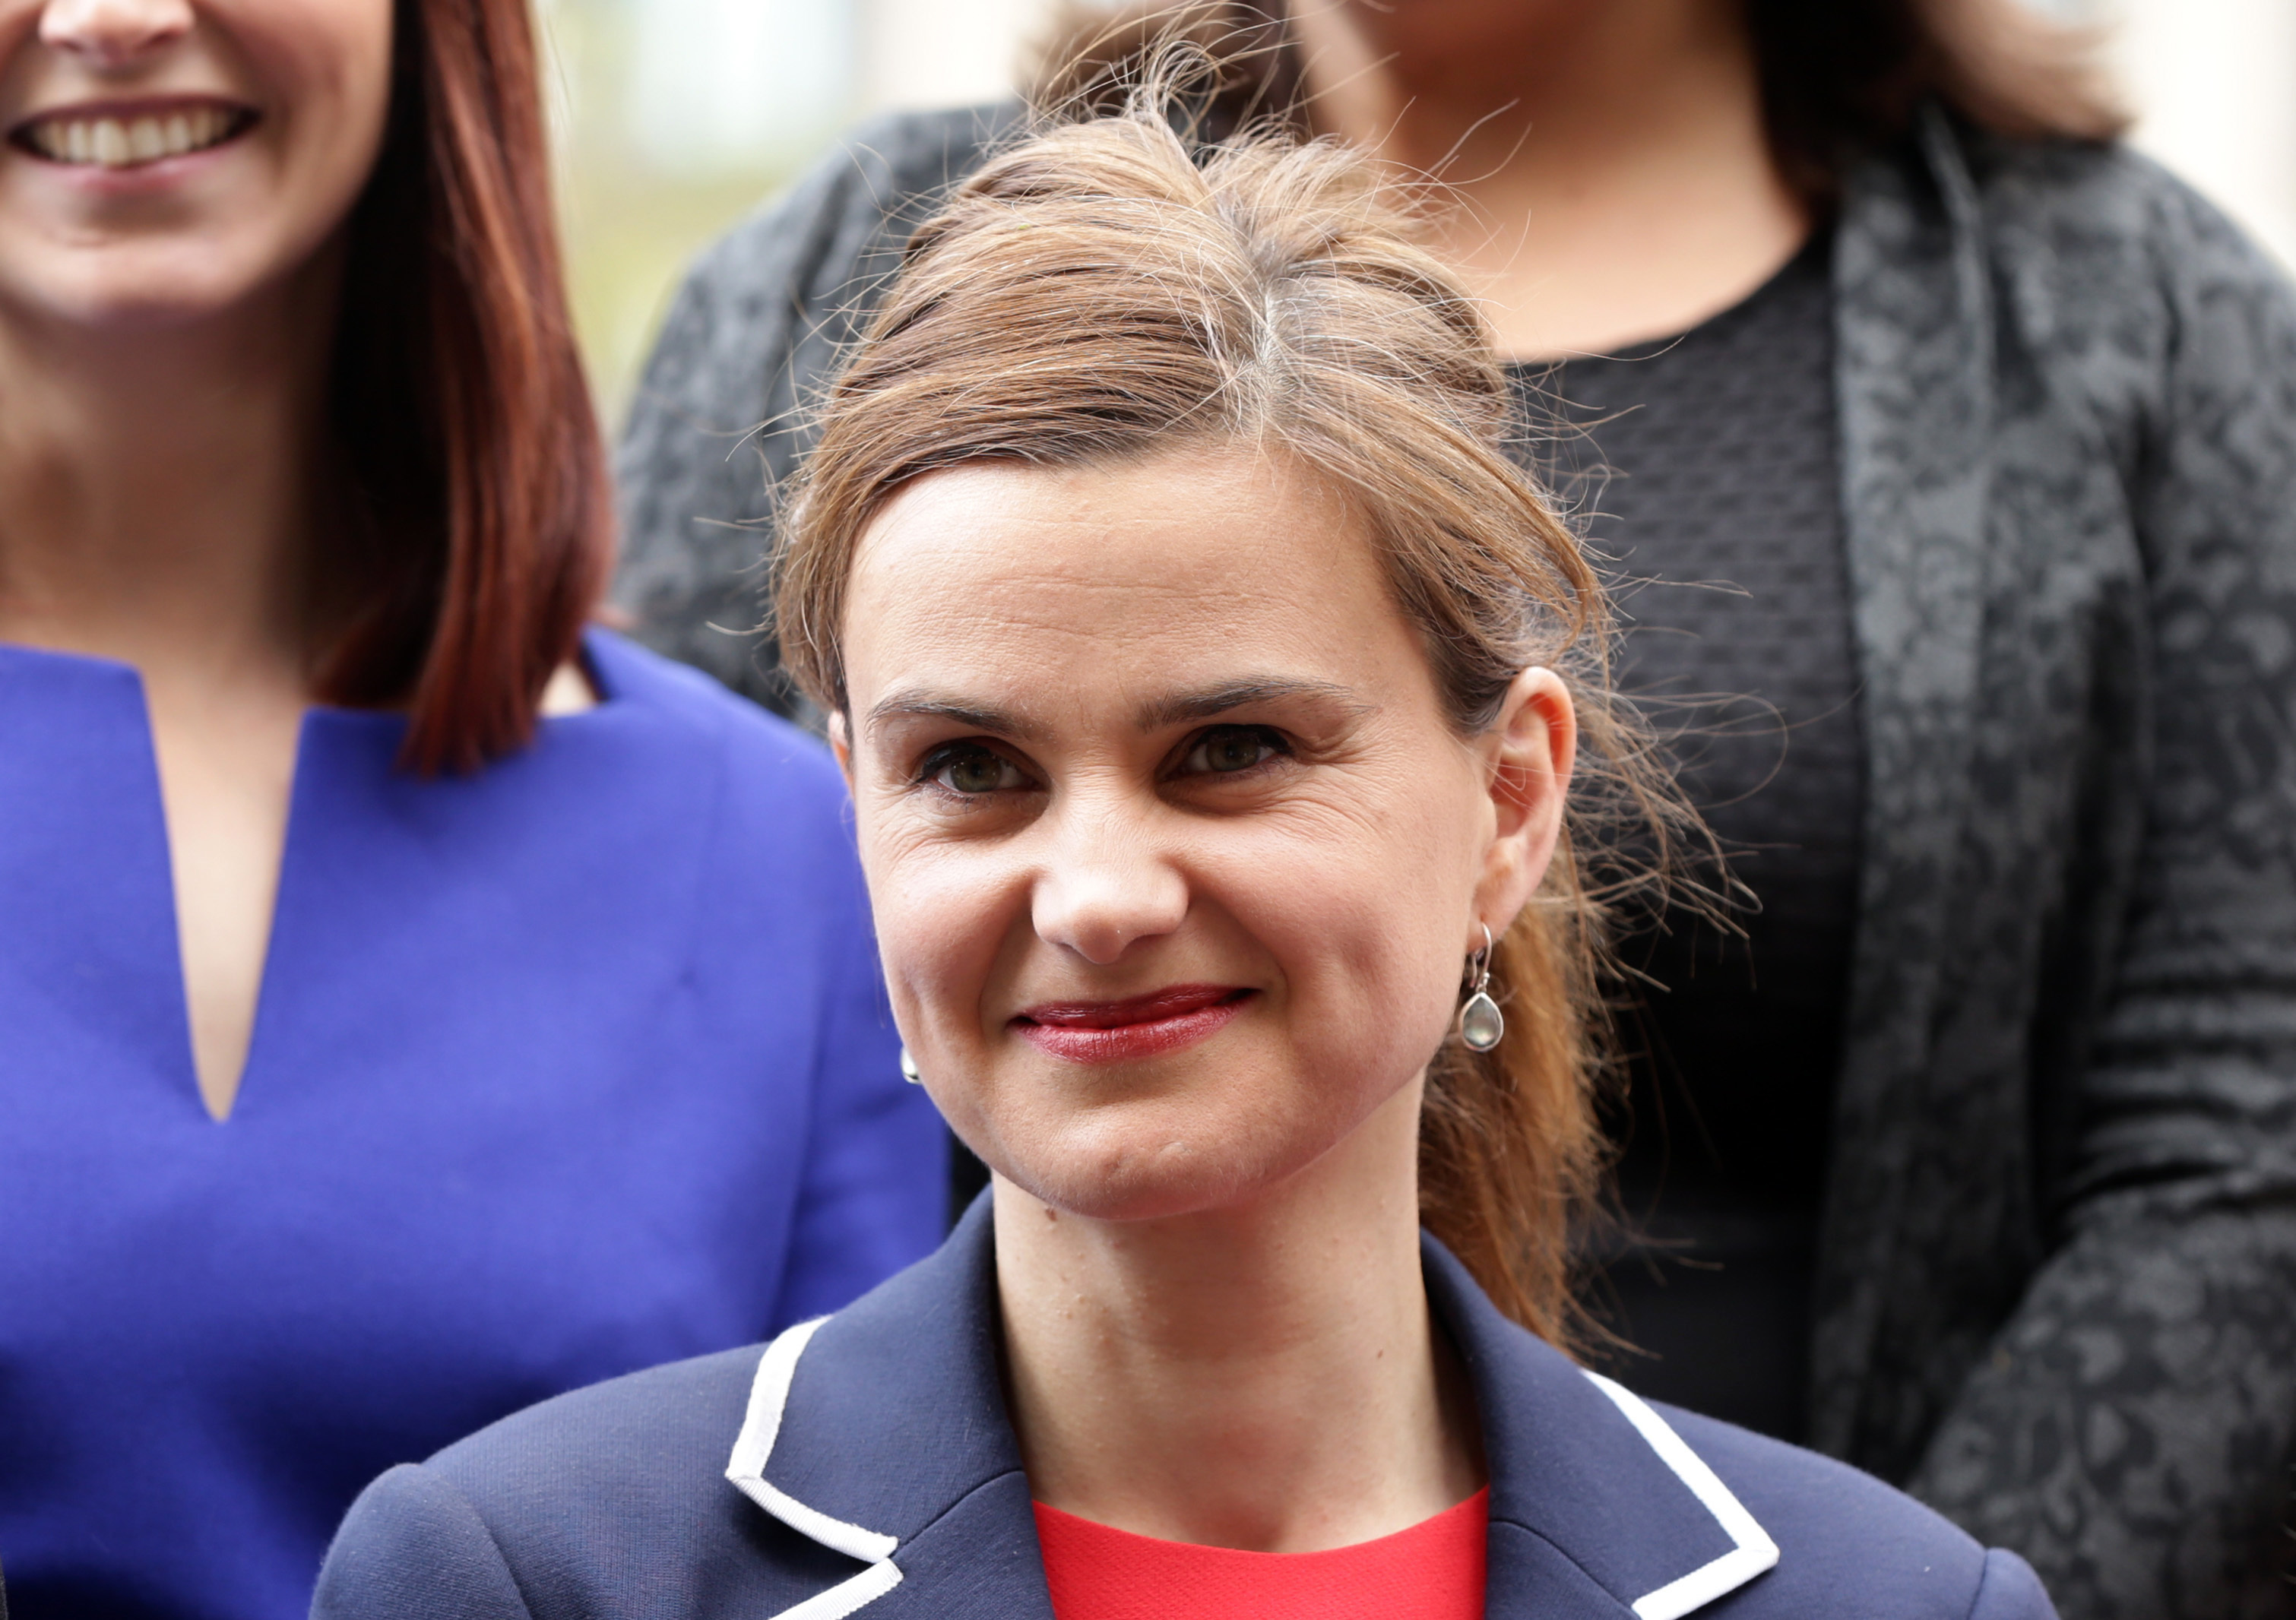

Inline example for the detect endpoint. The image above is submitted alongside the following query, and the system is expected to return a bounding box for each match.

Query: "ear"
[828,711,854,785]
[1473,667,1576,941]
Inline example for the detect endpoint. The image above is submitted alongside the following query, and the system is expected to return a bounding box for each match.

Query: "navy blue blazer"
[314,1201,2057,1619]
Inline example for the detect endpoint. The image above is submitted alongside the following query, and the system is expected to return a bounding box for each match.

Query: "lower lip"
[1013,994,1253,1065]
[14,131,252,195]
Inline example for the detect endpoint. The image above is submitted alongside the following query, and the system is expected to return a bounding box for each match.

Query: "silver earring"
[899,1046,923,1085]
[1458,923,1503,1052]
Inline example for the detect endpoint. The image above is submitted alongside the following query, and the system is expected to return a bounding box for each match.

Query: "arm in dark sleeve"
[769,821,948,1327]
[613,106,1018,717]
[312,1466,533,1620]
[1910,172,2296,1620]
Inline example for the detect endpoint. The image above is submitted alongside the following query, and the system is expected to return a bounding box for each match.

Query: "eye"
[1177,725,1287,777]
[920,741,1031,796]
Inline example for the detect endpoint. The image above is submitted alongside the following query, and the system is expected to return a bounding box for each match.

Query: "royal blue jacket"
[314,1199,2057,1619]
[0,630,947,1620]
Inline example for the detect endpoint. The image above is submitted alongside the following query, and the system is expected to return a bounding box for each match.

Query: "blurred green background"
[537,0,1056,428]
[540,0,855,427]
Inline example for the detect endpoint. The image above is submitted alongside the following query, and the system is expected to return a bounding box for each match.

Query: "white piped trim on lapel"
[727,1318,905,1619]
[1583,1373,1781,1619]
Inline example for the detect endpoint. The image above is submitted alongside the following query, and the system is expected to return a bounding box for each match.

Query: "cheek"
[247,0,394,91]
[268,0,394,199]
[1211,767,1487,1093]
[334,0,394,141]
[857,817,1028,1045]
[207,0,392,217]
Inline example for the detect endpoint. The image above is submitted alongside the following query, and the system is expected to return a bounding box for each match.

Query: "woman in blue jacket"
[0,0,942,1615]
[315,101,2056,1619]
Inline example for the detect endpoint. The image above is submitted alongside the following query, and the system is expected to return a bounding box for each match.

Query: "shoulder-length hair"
[1035,0,2129,201]
[321,0,610,773]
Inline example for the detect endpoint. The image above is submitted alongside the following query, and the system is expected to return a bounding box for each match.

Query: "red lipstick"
[1012,984,1253,1065]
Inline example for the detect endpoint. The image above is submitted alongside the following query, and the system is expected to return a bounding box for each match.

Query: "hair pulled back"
[775,89,1693,1347]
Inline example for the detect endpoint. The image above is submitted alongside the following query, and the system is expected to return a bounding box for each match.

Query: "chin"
[0,242,298,333]
[985,1097,1355,1224]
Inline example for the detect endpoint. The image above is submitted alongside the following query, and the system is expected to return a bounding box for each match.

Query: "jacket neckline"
[724,1198,1778,1618]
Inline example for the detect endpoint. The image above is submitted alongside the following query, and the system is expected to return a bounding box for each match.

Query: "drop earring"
[1457,923,1503,1052]
[899,1047,923,1085]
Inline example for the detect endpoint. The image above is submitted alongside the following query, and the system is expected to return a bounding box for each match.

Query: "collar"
[1808,102,1997,1454]
[725,1199,1777,1619]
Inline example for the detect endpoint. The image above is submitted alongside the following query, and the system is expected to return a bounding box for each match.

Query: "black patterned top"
[1515,237,1861,1441]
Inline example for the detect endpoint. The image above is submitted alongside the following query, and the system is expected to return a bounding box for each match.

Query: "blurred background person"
[0,0,943,1614]
[598,2,2296,1615]
[541,0,2296,422]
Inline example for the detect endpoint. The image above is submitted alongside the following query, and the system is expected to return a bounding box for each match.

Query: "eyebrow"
[863,693,1049,743]
[1133,678,1367,730]
[864,676,1367,743]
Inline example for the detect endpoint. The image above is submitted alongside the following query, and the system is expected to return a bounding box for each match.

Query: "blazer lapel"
[1813,106,1997,1460]
[1427,1240,1779,1618]
[724,1199,1056,1620]
[726,1215,1782,1620]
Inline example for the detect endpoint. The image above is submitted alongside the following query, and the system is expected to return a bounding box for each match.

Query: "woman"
[315,103,2057,1620]
[0,1,943,1615]
[613,5,2296,1613]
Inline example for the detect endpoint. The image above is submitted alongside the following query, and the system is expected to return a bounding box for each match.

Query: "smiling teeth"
[24,105,240,169]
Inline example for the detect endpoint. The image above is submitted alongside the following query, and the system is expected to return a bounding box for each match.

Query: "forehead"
[841,448,1427,715]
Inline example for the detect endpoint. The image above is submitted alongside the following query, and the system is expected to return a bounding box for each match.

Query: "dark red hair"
[321,0,611,772]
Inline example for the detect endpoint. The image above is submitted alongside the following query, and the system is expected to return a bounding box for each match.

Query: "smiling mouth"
[13,103,255,169]
[1012,985,1257,1065]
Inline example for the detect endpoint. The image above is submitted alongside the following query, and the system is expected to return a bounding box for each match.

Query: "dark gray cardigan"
[611,105,2296,1620]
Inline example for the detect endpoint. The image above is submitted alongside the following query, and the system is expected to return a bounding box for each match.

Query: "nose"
[39,0,194,67]
[1031,800,1189,967]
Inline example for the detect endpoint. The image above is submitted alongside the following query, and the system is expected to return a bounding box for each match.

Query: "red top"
[1033,1489,1489,1620]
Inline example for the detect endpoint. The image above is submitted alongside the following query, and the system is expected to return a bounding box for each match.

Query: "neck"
[994,1079,1482,1552]
[1291,0,1807,357]
[0,249,341,695]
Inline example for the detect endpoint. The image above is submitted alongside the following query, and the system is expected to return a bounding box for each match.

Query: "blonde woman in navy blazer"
[315,98,2061,1620]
